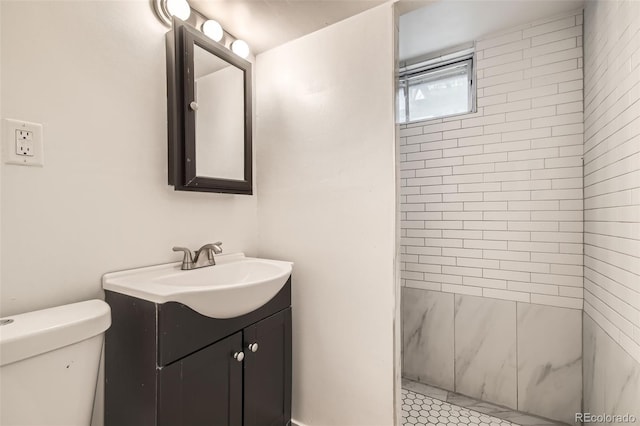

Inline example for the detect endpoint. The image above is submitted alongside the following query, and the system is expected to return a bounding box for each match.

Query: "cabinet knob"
[189,101,199,111]
[233,351,244,362]
[248,343,259,353]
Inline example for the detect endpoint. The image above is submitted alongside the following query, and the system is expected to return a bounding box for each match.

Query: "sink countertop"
[102,253,293,319]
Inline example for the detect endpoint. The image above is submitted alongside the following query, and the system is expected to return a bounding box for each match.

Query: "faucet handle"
[195,242,222,264]
[172,246,194,269]
[197,242,222,255]
[211,241,223,254]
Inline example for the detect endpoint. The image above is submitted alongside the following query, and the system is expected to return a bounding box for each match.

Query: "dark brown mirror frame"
[166,18,253,195]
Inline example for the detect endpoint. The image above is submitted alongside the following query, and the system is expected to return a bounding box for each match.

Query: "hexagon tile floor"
[401,388,518,426]
[401,379,568,426]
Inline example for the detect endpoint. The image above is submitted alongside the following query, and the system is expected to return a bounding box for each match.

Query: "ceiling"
[399,0,584,61]
[188,0,584,58]
[190,0,386,55]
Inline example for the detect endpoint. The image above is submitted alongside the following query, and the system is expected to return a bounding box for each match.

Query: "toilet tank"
[0,300,111,426]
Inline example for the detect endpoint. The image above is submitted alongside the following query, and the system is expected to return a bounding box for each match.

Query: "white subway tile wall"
[400,10,585,310]
[583,0,640,365]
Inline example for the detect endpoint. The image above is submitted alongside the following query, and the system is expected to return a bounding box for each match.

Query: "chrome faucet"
[173,242,223,270]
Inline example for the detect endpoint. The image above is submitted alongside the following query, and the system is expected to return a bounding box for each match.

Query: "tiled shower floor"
[402,379,567,426]
[401,388,518,426]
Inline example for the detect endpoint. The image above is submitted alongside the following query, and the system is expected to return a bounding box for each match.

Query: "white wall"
[400,10,585,308]
[2,3,258,425]
[582,0,640,418]
[0,0,3,297]
[583,0,640,367]
[0,0,258,318]
[255,4,397,425]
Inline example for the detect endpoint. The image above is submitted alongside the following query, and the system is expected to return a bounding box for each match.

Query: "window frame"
[398,49,477,124]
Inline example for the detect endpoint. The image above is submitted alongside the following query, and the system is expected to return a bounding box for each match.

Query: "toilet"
[0,300,111,426]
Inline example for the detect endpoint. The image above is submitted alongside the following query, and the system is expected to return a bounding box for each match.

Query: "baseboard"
[291,419,308,426]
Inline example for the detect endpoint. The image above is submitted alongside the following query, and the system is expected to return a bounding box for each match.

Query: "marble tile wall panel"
[604,339,640,423]
[402,288,455,390]
[583,314,605,417]
[454,294,517,409]
[584,313,640,425]
[517,303,582,424]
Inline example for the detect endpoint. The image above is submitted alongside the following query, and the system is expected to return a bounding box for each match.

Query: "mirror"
[166,19,252,194]
[193,46,245,180]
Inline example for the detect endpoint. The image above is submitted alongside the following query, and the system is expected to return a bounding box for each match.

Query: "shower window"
[398,55,475,123]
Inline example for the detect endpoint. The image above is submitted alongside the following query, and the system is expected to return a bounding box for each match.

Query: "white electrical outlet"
[16,130,35,156]
[3,119,44,166]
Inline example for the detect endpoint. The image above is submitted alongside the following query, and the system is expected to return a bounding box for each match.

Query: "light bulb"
[231,40,250,58]
[202,20,224,42]
[166,0,190,20]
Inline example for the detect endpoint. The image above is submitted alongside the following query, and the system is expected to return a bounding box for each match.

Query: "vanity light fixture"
[231,40,250,58]
[153,0,251,58]
[167,0,190,20]
[153,0,191,26]
[202,19,224,42]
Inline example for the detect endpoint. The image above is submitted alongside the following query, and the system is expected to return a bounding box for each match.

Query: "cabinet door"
[243,308,292,426]
[158,332,243,426]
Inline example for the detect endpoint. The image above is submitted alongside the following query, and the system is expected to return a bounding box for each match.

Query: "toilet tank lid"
[0,299,111,367]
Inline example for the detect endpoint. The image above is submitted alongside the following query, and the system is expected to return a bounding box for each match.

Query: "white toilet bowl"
[0,300,111,426]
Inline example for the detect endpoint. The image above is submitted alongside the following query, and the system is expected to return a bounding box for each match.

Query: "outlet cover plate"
[3,118,44,166]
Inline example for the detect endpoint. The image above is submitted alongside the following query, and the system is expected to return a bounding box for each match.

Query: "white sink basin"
[102,253,293,319]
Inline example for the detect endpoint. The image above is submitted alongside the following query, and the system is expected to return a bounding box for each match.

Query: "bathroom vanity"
[103,255,292,426]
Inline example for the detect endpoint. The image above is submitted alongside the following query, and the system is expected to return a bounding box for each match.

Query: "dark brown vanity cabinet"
[243,310,292,426]
[158,332,243,426]
[105,280,292,426]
